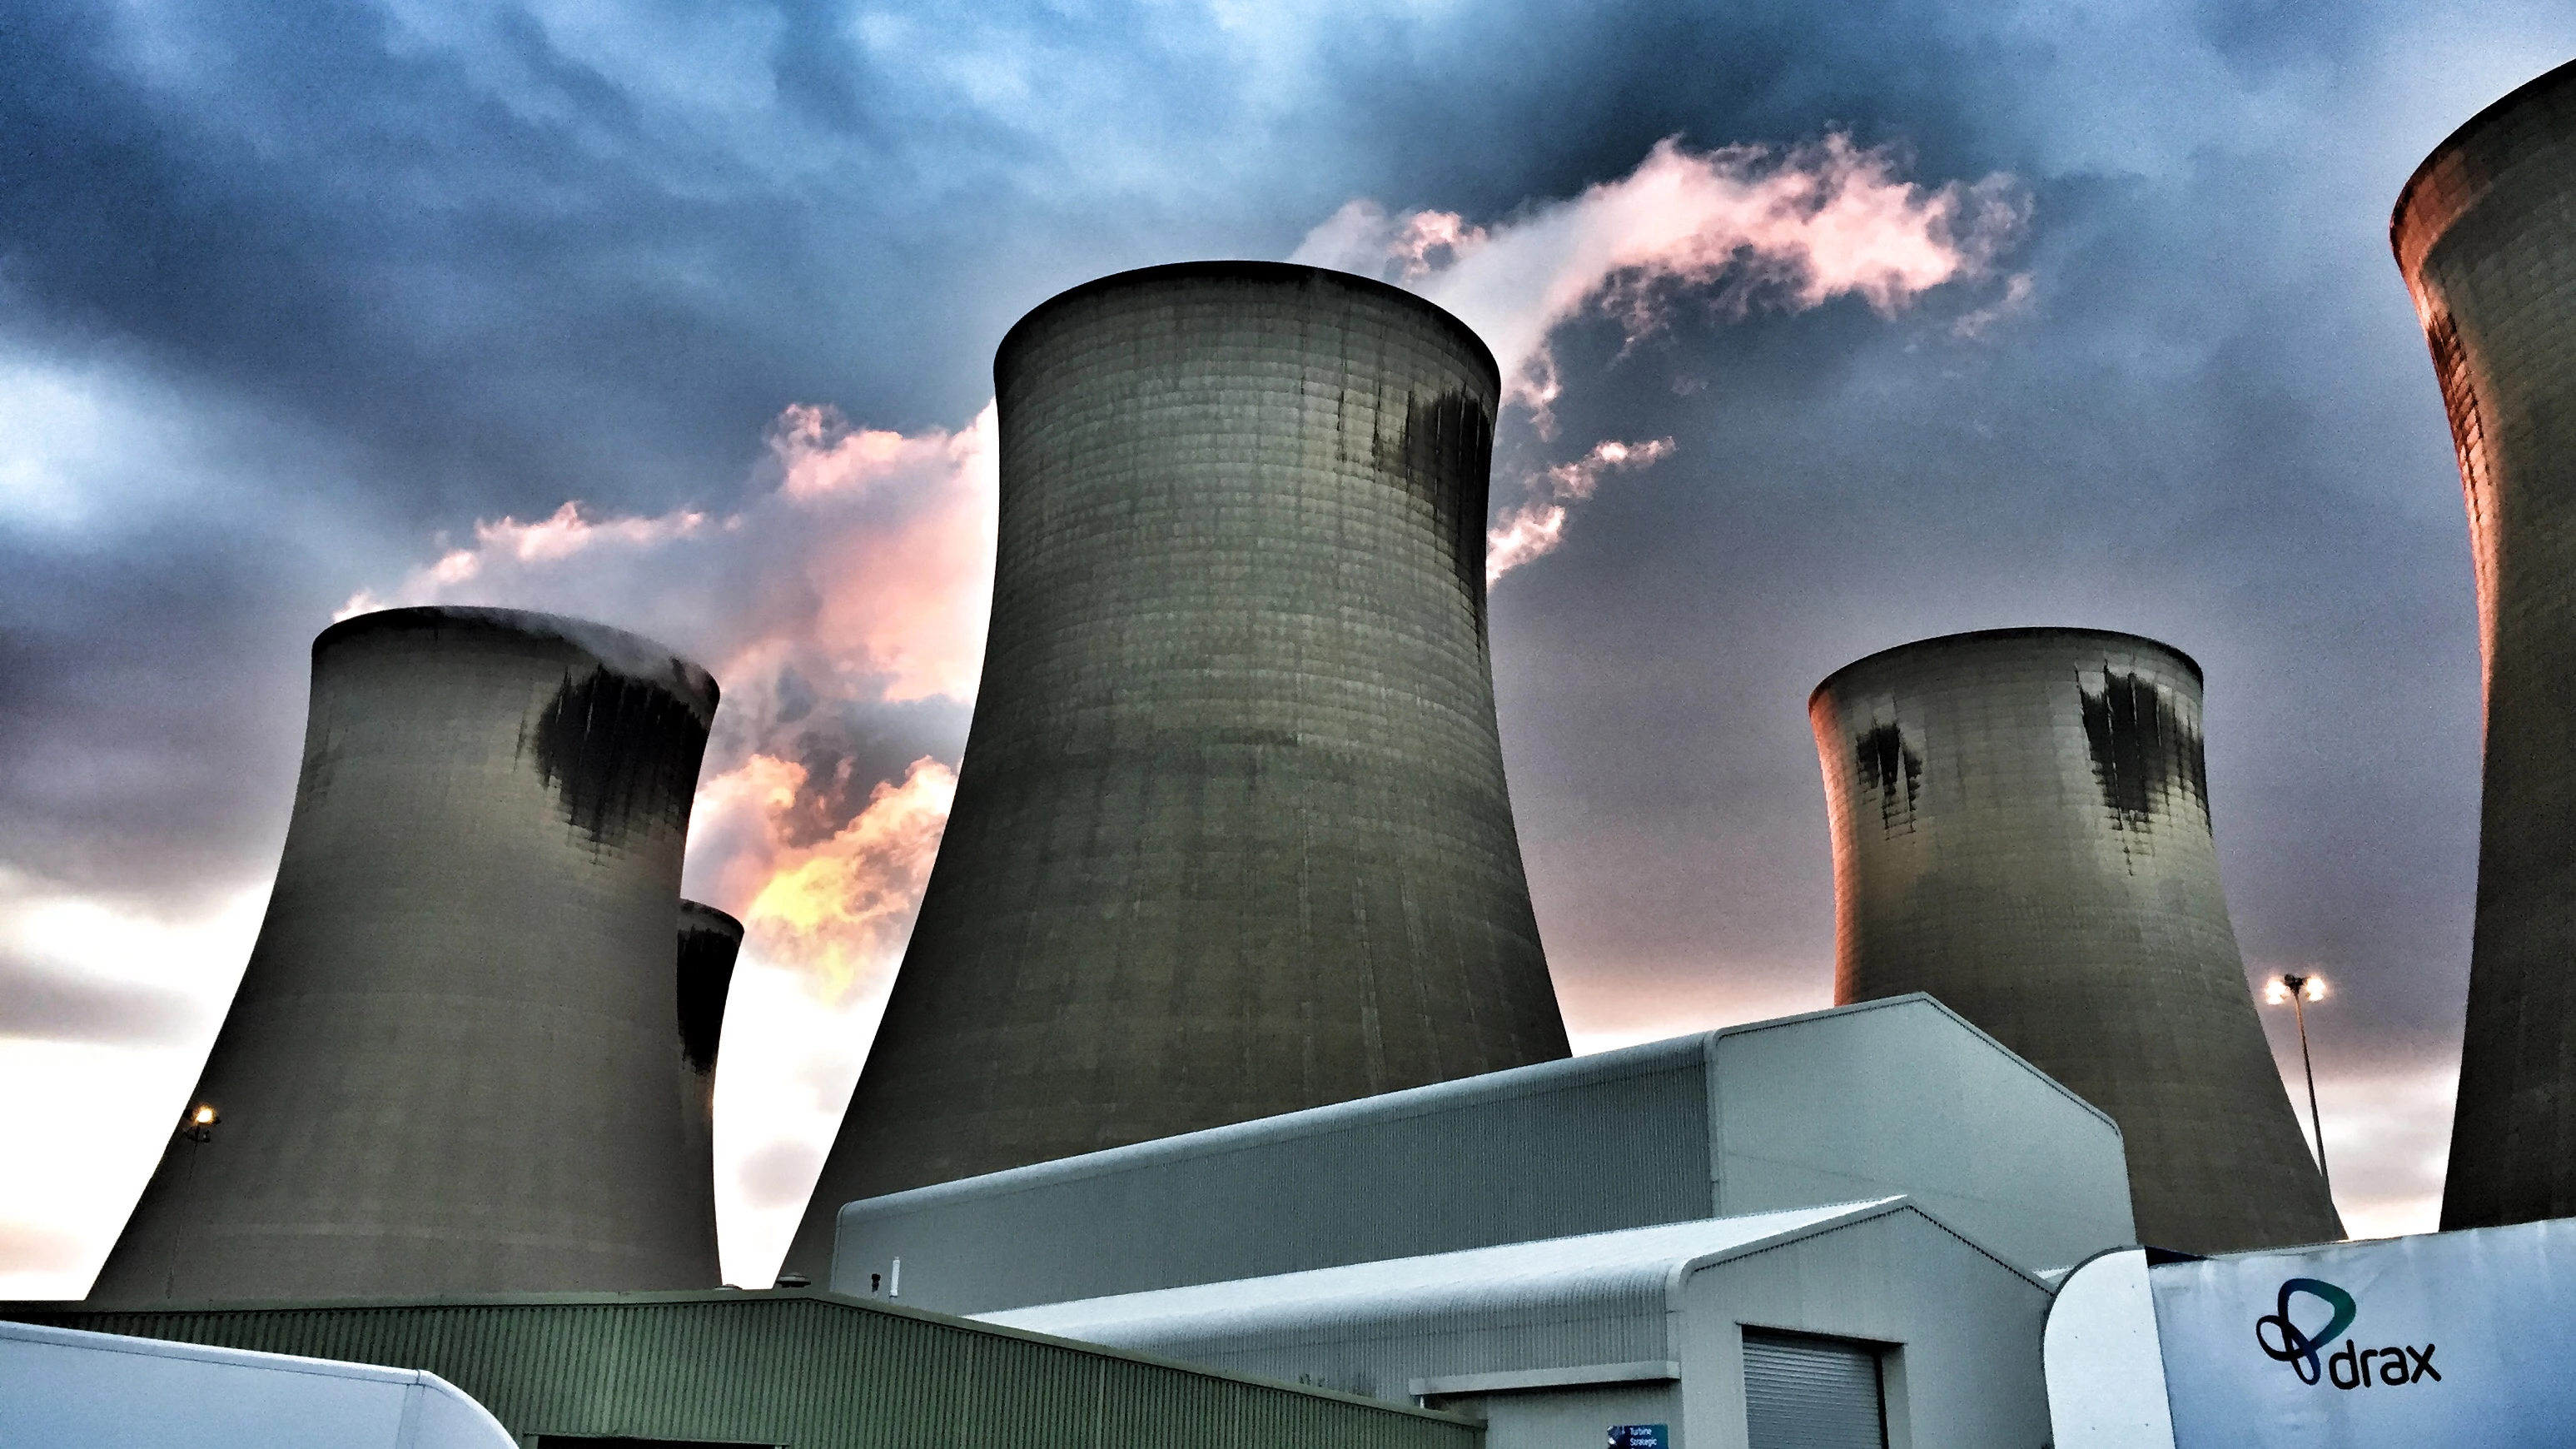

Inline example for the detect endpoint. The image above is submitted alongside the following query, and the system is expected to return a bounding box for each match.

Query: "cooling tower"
[675,900,741,1276]
[2392,58,2576,1231]
[782,261,1570,1275]
[1811,628,2341,1253]
[90,607,723,1302]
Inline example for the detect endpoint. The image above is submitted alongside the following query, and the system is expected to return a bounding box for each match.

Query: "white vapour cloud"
[1295,133,2029,579]
[1486,436,1676,585]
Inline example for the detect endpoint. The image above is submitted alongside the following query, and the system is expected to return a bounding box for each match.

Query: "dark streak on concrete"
[1380,388,1496,639]
[1854,721,1922,834]
[2079,670,2209,830]
[527,669,711,849]
[2424,308,2494,524]
[675,903,741,1077]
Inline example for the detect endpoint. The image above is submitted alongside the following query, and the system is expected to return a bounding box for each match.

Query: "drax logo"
[2254,1277,2440,1390]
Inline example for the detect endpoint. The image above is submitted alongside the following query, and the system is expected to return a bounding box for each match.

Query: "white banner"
[2148,1217,2576,1447]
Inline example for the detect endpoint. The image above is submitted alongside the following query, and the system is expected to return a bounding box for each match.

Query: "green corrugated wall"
[7,1291,1479,1448]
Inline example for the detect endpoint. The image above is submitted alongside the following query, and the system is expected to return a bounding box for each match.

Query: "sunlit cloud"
[693,753,957,1001]
[327,403,998,1287]
[342,401,997,995]
[1297,133,2027,577]
[1486,436,1675,584]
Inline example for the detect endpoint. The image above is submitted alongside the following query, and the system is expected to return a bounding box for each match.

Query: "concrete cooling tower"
[674,901,742,1277]
[782,261,1571,1275]
[90,607,724,1302]
[1811,628,2341,1254]
[2392,57,2576,1231]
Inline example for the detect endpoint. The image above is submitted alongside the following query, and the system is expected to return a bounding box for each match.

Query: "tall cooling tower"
[2392,58,2576,1230]
[675,900,741,1277]
[782,261,1571,1274]
[1811,628,2341,1253]
[90,607,723,1301]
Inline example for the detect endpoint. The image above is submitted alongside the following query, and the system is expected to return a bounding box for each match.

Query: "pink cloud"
[339,401,997,998]
[1296,134,2026,581]
[1486,436,1675,584]
[1299,134,2028,414]
[689,753,957,1000]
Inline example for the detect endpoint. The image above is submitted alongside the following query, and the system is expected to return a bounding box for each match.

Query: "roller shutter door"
[1742,1329,1885,1449]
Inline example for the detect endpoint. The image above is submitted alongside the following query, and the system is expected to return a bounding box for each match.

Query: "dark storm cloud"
[0,520,316,896]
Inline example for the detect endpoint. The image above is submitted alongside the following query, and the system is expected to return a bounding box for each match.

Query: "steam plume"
[1295,133,2028,578]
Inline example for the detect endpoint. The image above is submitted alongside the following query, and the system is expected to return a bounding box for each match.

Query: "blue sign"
[1607,1426,1668,1448]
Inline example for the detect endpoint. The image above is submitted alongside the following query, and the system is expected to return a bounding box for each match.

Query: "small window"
[1741,1328,1887,1449]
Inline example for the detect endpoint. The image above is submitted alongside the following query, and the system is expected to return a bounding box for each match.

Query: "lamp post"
[164,1103,218,1298]
[2265,974,2330,1203]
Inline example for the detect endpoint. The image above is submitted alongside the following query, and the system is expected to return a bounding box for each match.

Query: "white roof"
[0,1318,516,1449]
[985,1198,1905,1347]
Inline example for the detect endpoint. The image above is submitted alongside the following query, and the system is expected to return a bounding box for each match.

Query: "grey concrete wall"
[1813,627,2339,1253]
[674,900,741,1281]
[784,261,1570,1274]
[2391,59,2576,1230]
[828,996,2132,1313]
[89,607,722,1301]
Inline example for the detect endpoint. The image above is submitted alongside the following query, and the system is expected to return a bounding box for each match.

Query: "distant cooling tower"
[2393,58,2576,1231]
[782,261,1571,1275]
[675,900,742,1275]
[1811,628,2341,1253]
[91,607,723,1302]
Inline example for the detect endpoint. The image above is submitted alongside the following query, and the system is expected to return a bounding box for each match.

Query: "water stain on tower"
[1853,720,1922,834]
[1376,386,1496,621]
[2077,669,2209,834]
[527,669,708,846]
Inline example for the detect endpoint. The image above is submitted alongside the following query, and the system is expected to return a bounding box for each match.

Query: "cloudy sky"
[5,0,2570,1294]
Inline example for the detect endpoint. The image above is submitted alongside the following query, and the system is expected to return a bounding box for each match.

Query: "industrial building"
[5,1291,1474,1449]
[1810,628,2340,1253]
[2391,57,2576,1230]
[828,995,2135,1313]
[89,607,726,1302]
[986,1198,2053,1449]
[784,261,1572,1276]
[674,900,742,1277]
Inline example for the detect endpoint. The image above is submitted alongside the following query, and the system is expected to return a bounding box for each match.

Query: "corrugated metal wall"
[10,1292,1478,1449]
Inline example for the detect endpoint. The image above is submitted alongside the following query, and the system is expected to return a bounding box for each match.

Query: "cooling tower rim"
[993,260,1502,398]
[1808,625,2203,708]
[318,605,719,723]
[2390,56,2576,271]
[679,899,746,940]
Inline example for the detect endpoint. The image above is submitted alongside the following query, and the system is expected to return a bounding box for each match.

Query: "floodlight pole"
[2280,973,2331,1202]
[164,1106,218,1299]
